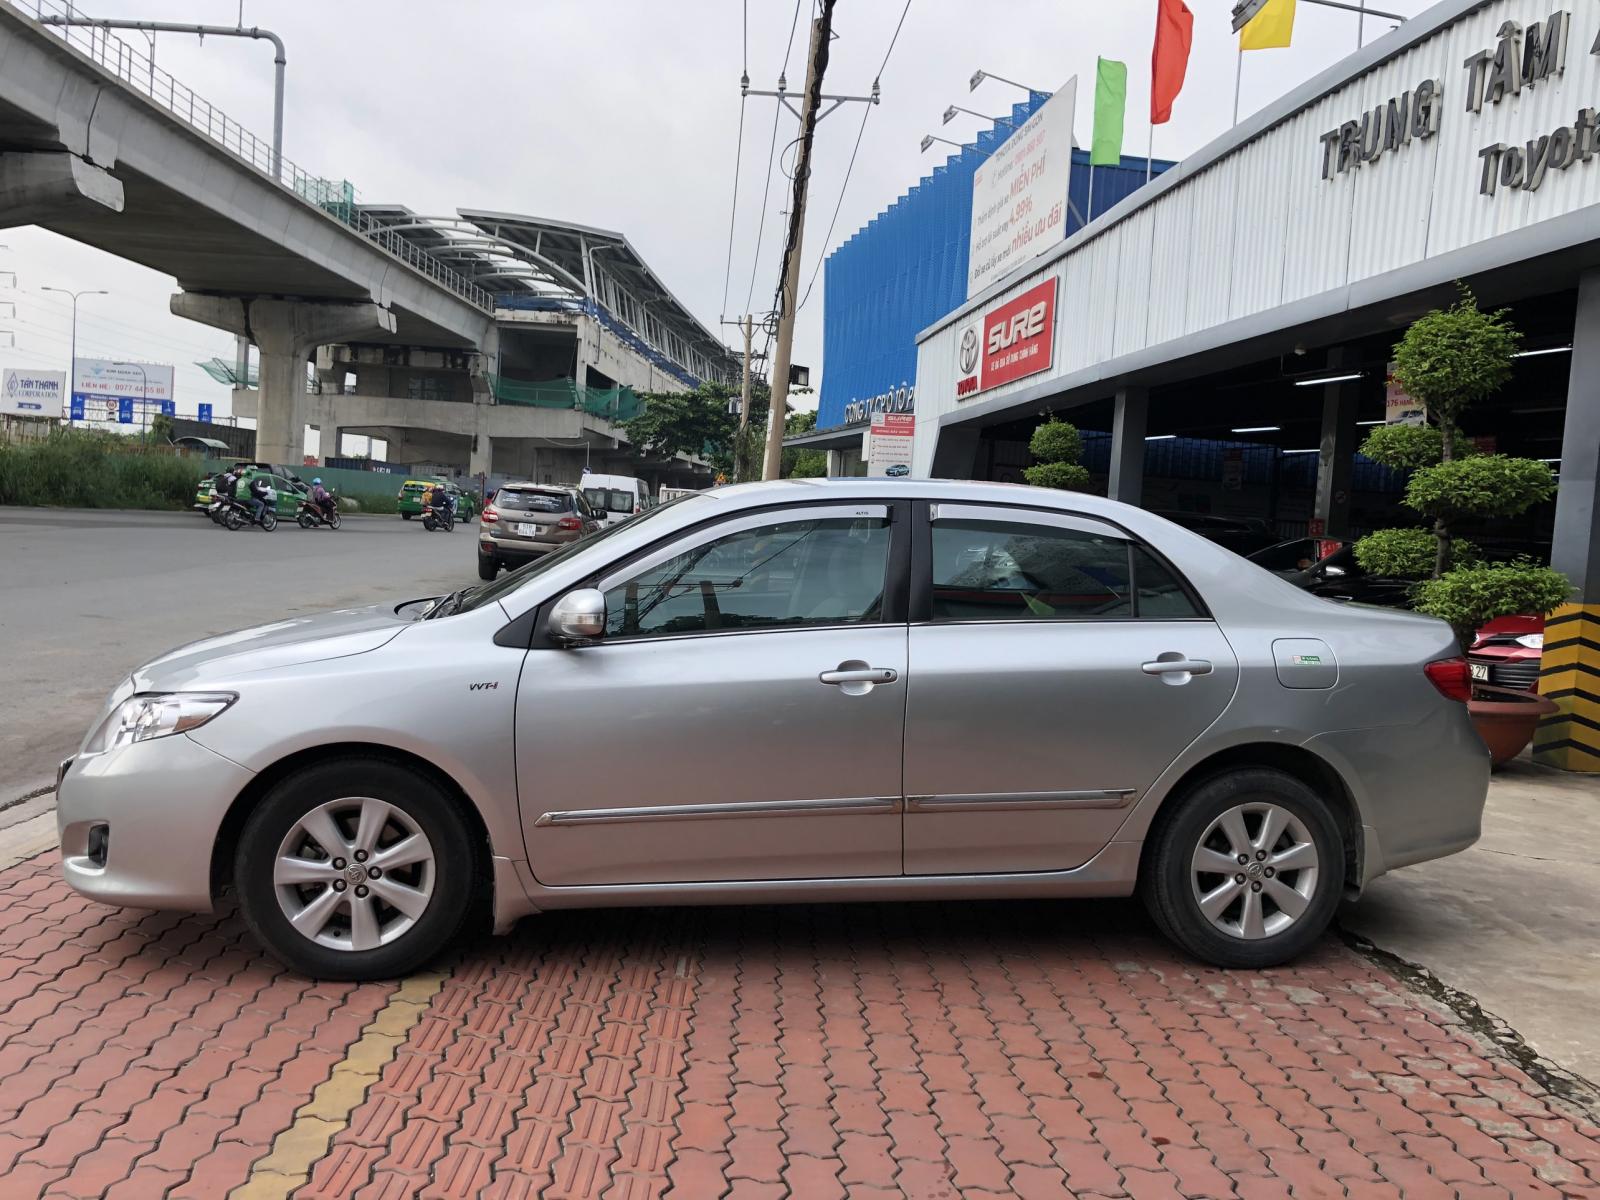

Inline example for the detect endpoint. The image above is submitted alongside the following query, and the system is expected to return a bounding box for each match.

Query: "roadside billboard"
[72,358,175,409]
[1,368,66,417]
[967,80,1076,298]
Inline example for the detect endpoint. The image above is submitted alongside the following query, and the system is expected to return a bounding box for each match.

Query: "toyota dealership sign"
[953,277,1058,401]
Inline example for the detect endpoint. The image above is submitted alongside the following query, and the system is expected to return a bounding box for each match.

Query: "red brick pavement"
[2,847,1599,1199]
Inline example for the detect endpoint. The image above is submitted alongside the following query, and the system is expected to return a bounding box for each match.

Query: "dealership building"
[808,0,1600,770]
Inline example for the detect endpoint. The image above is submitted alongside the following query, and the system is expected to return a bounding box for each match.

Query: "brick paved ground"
[3,848,1599,1199]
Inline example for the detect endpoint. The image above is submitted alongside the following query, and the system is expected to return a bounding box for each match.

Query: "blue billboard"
[818,95,1174,430]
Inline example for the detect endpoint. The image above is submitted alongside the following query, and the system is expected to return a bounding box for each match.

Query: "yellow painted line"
[229,970,446,1200]
[0,813,59,872]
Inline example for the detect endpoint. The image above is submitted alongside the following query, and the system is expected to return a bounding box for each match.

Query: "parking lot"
[3,503,1599,1198]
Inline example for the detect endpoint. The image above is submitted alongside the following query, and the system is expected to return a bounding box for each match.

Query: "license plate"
[1469,662,1490,681]
[516,523,538,537]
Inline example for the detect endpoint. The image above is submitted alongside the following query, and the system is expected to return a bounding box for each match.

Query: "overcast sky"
[1,0,1438,420]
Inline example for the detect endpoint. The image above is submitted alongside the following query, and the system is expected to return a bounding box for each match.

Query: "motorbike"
[217,496,277,532]
[296,496,341,530]
[421,502,454,532]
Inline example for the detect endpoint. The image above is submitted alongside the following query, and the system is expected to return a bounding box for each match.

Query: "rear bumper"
[1304,704,1490,887]
[480,532,576,559]
[56,734,253,913]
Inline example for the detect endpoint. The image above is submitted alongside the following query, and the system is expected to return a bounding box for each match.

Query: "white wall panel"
[1182,159,1242,338]
[1146,192,1196,346]
[1110,209,1155,358]
[1225,134,1292,322]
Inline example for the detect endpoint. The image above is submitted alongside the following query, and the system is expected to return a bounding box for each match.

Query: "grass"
[0,428,205,510]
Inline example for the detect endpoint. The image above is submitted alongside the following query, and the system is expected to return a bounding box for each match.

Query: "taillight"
[557,516,583,531]
[482,507,498,523]
[1424,657,1472,703]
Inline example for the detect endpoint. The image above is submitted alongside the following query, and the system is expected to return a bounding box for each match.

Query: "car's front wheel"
[234,759,476,979]
[1140,767,1343,969]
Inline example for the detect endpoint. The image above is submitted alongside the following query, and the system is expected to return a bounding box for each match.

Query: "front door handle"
[819,667,899,685]
[1141,658,1213,676]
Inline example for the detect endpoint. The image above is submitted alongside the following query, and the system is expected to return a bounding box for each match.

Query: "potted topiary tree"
[1023,419,1091,491]
[1353,288,1568,764]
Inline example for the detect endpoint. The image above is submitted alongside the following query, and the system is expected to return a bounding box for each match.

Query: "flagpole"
[1087,163,1096,221]
[1232,45,1243,125]
[1146,124,1154,183]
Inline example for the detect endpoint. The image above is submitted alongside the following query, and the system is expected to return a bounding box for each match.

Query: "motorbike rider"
[245,473,272,525]
[213,468,240,514]
[309,478,337,521]
[427,481,452,521]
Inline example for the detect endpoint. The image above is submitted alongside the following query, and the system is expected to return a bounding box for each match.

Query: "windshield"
[584,487,634,514]
[456,494,704,614]
[496,488,573,513]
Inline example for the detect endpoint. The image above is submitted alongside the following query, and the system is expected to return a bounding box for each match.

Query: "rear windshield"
[497,488,573,513]
[583,487,634,514]
[402,482,431,494]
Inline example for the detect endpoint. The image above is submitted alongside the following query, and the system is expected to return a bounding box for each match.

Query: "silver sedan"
[56,479,1489,979]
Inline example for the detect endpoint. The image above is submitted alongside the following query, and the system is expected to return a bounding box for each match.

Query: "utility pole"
[762,0,836,481]
[738,314,754,481]
[40,287,107,426]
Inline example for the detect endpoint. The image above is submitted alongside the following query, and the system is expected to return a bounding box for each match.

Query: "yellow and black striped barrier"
[1534,602,1600,772]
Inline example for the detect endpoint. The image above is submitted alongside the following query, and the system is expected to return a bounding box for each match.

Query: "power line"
[718,1,751,321]
[743,0,807,316]
[797,0,912,313]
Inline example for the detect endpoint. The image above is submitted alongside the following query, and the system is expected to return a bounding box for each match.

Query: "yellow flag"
[1240,0,1295,50]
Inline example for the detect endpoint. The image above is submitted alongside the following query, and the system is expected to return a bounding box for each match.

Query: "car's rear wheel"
[1140,768,1343,969]
[477,555,498,581]
[234,759,475,980]
[402,512,413,520]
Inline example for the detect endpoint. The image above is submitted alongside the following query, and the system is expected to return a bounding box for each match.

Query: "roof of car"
[500,482,577,493]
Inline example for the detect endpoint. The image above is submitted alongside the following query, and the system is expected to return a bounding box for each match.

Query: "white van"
[579,472,652,527]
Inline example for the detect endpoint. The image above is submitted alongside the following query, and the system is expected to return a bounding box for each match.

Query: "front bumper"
[57,734,254,912]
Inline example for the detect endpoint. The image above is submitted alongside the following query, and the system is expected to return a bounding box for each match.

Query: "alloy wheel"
[1189,802,1320,940]
[273,796,436,952]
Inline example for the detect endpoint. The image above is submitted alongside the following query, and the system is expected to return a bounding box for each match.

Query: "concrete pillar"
[825,448,845,477]
[0,151,123,227]
[1536,268,1600,772]
[172,295,395,466]
[1108,386,1149,506]
[929,425,980,480]
[1312,351,1359,538]
[470,433,493,482]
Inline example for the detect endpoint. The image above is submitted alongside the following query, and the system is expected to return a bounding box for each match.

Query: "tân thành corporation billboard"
[966,79,1076,298]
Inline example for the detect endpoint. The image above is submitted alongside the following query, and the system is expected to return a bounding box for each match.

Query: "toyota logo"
[958,325,979,375]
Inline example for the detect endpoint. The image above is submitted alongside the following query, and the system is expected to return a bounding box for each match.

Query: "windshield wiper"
[426,587,475,619]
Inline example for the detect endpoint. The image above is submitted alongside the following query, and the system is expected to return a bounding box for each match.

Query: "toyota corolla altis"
[57,479,1489,979]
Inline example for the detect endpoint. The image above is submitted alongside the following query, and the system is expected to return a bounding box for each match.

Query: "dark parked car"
[1155,511,1281,557]
[1247,538,1415,609]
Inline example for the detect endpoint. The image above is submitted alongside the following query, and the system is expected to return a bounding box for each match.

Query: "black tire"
[477,555,498,581]
[297,512,315,529]
[1140,767,1344,969]
[260,511,278,532]
[328,511,342,530]
[402,512,414,520]
[223,507,244,531]
[234,758,476,980]
[422,514,436,531]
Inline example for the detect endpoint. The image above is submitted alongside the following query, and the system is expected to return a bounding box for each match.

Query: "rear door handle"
[1141,658,1213,676]
[819,667,899,685]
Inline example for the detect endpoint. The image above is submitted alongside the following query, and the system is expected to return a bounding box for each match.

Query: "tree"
[782,409,827,478]
[150,412,175,444]
[625,382,769,478]
[1351,290,1567,645]
[1022,419,1090,491]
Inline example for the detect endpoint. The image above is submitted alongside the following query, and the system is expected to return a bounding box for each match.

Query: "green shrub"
[1354,527,1479,579]
[1022,461,1091,491]
[1391,285,1520,455]
[1405,455,1557,522]
[1413,562,1571,644]
[1029,420,1083,466]
[1358,423,1475,472]
[0,429,203,510]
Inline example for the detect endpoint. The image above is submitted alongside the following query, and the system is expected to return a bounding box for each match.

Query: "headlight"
[1515,633,1545,649]
[84,693,236,755]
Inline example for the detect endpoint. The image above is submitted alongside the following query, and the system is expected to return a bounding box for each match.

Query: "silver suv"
[57,479,1488,979]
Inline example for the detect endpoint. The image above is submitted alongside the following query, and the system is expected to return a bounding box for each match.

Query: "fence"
[5,0,492,313]
[492,377,644,423]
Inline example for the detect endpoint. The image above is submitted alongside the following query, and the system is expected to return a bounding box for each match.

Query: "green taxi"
[194,463,309,518]
[397,478,478,522]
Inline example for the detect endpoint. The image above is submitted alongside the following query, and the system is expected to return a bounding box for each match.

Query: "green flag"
[1091,57,1127,167]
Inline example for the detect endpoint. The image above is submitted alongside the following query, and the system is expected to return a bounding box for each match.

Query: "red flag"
[1151,0,1194,125]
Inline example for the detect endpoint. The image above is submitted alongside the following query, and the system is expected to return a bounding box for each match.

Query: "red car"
[1469,614,1544,692]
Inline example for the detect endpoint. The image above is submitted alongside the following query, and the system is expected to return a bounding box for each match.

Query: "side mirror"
[1321,565,1347,579]
[549,588,607,645]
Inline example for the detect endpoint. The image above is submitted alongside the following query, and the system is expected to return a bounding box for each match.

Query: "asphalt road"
[0,506,476,801]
